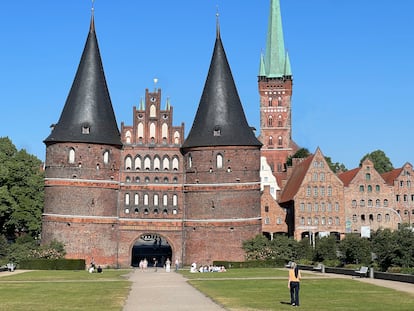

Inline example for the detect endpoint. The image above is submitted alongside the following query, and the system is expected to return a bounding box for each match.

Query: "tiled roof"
[44,15,121,147]
[337,167,360,187]
[279,154,314,203]
[182,22,261,149]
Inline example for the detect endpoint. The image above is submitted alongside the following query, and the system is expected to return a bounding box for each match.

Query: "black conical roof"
[182,25,261,149]
[44,16,121,147]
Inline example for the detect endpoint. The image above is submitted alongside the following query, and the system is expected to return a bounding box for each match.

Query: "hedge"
[18,258,85,270]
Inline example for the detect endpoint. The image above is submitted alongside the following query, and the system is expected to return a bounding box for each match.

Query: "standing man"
[288,262,301,306]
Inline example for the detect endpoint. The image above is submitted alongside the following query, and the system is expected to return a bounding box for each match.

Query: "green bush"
[213,259,286,269]
[19,258,85,270]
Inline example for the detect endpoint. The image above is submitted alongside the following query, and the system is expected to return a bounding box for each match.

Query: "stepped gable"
[44,14,121,147]
[182,18,261,149]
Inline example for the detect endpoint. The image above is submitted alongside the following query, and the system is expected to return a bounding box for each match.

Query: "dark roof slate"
[181,25,261,149]
[44,16,121,147]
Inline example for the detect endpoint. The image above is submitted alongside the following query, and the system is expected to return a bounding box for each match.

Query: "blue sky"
[1,0,413,170]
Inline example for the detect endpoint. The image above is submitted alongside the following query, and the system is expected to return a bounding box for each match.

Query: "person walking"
[288,262,301,307]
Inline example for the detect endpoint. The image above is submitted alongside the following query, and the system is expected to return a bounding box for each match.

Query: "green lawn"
[0,270,131,311]
[1,268,413,311]
[182,268,414,311]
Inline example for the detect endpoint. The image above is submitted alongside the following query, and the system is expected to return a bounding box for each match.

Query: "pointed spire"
[182,18,261,149]
[44,10,121,146]
[165,97,171,110]
[216,8,220,39]
[260,0,291,78]
[139,97,145,110]
[285,51,292,76]
[259,52,266,77]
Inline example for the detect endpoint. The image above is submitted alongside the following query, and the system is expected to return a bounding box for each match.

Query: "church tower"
[258,0,297,174]
[42,10,122,265]
[181,17,262,264]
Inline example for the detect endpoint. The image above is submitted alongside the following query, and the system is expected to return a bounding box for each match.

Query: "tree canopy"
[0,137,44,241]
[360,150,394,174]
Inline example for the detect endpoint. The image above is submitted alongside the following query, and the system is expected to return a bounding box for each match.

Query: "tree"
[360,150,393,174]
[313,236,338,263]
[339,234,371,265]
[286,148,311,167]
[371,228,398,271]
[324,156,347,173]
[0,137,44,240]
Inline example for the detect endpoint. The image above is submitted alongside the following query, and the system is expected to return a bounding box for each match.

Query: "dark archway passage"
[131,234,172,267]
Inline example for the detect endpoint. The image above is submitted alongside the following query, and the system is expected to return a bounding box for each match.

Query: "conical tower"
[258,0,297,175]
[44,14,121,147]
[42,10,122,266]
[181,16,262,265]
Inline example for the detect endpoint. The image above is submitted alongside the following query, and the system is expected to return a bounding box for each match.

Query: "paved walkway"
[122,268,225,311]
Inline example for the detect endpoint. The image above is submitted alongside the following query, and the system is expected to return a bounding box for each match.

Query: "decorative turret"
[182,16,261,149]
[44,13,121,147]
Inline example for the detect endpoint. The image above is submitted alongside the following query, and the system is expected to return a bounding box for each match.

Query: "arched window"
[352,200,357,207]
[163,157,170,170]
[144,156,151,170]
[269,136,273,145]
[366,173,371,181]
[144,194,149,205]
[277,115,282,127]
[134,194,139,206]
[367,185,372,192]
[173,194,178,206]
[137,123,144,141]
[162,123,168,140]
[134,156,142,170]
[268,97,273,107]
[172,157,179,171]
[278,136,283,146]
[163,194,168,206]
[125,130,131,144]
[216,154,223,169]
[150,104,156,117]
[154,157,161,171]
[153,194,159,206]
[69,148,75,164]
[174,131,180,144]
[268,116,273,127]
[125,156,132,170]
[125,193,130,206]
[384,199,389,207]
[150,123,156,141]
[376,199,380,207]
[188,154,192,168]
[277,96,282,106]
[103,150,109,164]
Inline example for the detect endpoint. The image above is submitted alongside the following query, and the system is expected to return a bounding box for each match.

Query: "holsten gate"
[41,8,264,267]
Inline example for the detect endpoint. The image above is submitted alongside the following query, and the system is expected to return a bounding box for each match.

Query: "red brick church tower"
[258,0,298,175]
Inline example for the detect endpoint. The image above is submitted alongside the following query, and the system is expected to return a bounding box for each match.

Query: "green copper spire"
[259,52,266,76]
[261,0,290,78]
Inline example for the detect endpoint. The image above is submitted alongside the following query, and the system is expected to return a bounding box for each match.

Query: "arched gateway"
[131,234,172,267]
